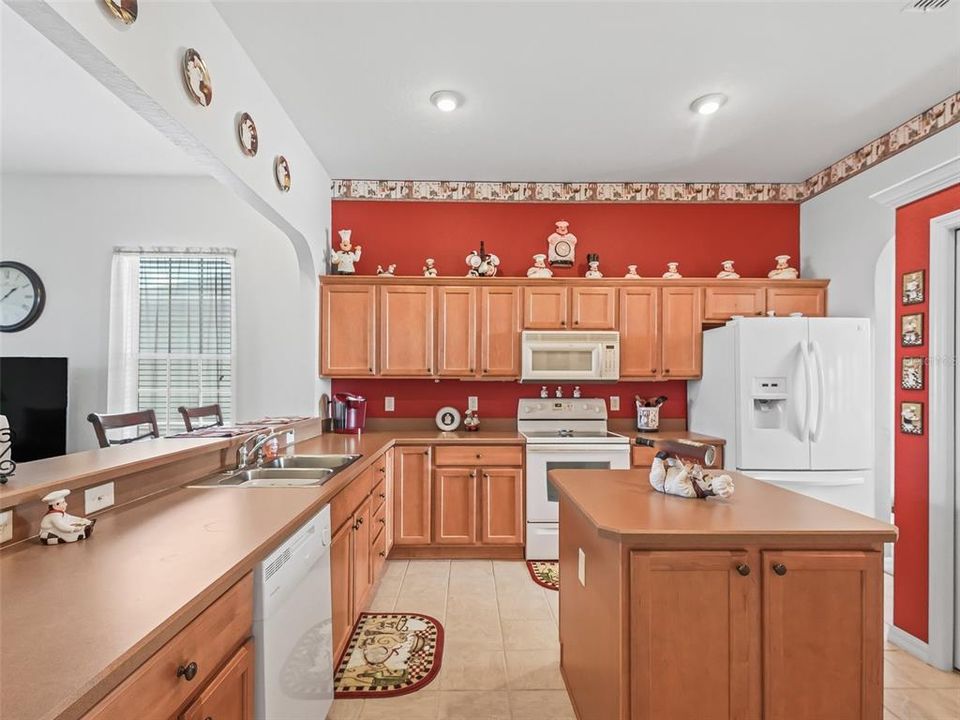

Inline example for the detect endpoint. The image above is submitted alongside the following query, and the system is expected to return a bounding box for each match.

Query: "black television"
[0,357,68,461]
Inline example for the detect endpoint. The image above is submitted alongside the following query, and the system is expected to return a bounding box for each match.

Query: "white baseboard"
[888,625,931,664]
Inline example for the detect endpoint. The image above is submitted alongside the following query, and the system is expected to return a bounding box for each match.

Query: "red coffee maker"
[332,393,367,434]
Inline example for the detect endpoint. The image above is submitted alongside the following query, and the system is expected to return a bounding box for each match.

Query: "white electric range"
[518,398,630,559]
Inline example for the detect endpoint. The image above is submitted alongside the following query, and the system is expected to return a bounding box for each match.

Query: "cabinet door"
[704,287,766,321]
[480,287,521,377]
[765,287,826,317]
[619,287,660,379]
[384,449,395,556]
[660,286,703,378]
[437,286,478,377]
[379,286,434,376]
[352,496,373,613]
[480,467,524,545]
[321,284,376,376]
[180,640,254,720]
[762,551,882,720]
[433,467,478,545]
[630,551,760,720]
[393,446,432,545]
[523,286,569,329]
[571,286,617,329]
[330,520,354,660]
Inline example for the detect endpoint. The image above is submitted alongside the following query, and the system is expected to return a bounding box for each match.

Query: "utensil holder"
[636,404,660,431]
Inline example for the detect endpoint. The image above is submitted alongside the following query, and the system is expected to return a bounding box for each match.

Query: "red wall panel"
[893,183,960,642]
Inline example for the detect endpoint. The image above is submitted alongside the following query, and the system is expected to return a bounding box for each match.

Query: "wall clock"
[0,261,45,332]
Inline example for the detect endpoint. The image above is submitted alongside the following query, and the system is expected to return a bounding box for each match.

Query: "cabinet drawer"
[371,500,387,542]
[434,445,523,467]
[372,525,387,579]
[372,478,386,512]
[372,453,389,489]
[84,574,253,720]
[332,466,375,533]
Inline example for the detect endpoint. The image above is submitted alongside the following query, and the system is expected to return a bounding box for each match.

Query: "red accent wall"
[331,200,799,419]
[893,183,960,642]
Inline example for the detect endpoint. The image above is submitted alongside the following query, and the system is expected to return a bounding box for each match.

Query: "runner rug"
[526,560,560,591]
[333,612,444,699]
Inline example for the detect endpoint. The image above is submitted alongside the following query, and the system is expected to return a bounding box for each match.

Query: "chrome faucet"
[236,430,285,470]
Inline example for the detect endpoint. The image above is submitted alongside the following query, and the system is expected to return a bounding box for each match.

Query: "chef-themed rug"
[526,560,560,591]
[333,613,444,699]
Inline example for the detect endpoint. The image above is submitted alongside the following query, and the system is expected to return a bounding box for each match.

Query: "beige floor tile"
[382,560,408,582]
[405,560,452,578]
[326,698,363,720]
[437,648,508,691]
[885,651,960,689]
[437,690,510,719]
[509,690,577,719]
[448,560,494,579]
[497,587,551,620]
[444,609,504,650]
[885,709,901,720]
[543,587,560,622]
[501,619,559,650]
[358,690,440,719]
[366,578,402,613]
[505,649,565,690]
[447,589,499,616]
[883,689,960,719]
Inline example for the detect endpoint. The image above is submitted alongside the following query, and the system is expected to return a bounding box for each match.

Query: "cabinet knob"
[573,320,579,325]
[773,563,787,576]
[423,450,429,455]
[379,518,385,525]
[483,368,489,373]
[483,473,490,480]
[651,368,657,373]
[470,368,475,373]
[379,551,386,557]
[470,471,477,478]
[663,369,670,374]
[176,661,199,681]
[476,453,481,459]
[735,563,751,576]
[379,492,386,499]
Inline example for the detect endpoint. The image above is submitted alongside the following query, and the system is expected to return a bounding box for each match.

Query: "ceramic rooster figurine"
[649,452,735,500]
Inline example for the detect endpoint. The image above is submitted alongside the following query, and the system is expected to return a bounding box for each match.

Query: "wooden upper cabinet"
[321,284,376,376]
[393,446,432,545]
[379,285,434,376]
[571,286,617,329]
[619,287,660,379]
[480,467,524,545]
[180,640,254,720]
[704,286,766,321]
[436,286,478,377]
[523,286,569,329]
[630,551,760,720]
[762,551,881,720]
[766,287,826,318]
[660,286,702,379]
[433,467,478,545]
[480,287,521,377]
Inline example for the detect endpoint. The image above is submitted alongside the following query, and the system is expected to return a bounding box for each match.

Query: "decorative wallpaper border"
[333,92,960,204]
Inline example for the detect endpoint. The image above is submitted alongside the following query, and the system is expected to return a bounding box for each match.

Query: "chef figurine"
[547,220,577,268]
[39,489,95,545]
[540,386,549,399]
[526,253,553,278]
[717,259,740,279]
[624,264,641,279]
[768,254,799,280]
[423,258,438,277]
[377,263,396,277]
[463,409,480,432]
[331,229,362,275]
[662,261,682,279]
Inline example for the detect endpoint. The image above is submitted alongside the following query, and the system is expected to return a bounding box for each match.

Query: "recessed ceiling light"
[690,93,728,116]
[430,90,462,112]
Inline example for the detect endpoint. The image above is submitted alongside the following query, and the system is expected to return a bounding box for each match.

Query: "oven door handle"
[526,445,628,453]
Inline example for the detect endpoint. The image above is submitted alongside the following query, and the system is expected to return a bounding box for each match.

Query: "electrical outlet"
[0,511,12,543]
[467,396,478,411]
[385,396,395,412]
[578,547,586,586]
[610,396,620,411]
[85,482,115,513]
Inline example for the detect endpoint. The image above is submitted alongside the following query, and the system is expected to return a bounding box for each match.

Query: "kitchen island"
[549,468,897,720]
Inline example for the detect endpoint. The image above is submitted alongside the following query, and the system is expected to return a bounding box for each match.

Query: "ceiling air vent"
[902,0,951,12]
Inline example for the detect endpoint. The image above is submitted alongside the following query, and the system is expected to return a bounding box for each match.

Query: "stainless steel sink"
[263,454,361,470]
[187,454,359,489]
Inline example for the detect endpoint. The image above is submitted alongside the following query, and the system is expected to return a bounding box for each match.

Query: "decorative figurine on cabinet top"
[717,260,740,279]
[377,264,396,277]
[547,220,577,268]
[463,409,480,432]
[39,489,95,545]
[527,254,553,278]
[423,258,438,277]
[584,253,603,278]
[465,241,500,277]
[625,264,641,279]
[662,262,682,279]
[331,230,362,275]
[768,254,799,280]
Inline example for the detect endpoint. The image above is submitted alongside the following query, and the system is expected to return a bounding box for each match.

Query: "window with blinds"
[137,255,234,434]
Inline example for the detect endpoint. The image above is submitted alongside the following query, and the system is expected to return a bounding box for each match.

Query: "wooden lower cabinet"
[480,468,524,544]
[393,446,433,545]
[330,520,354,661]
[180,640,254,720]
[352,495,373,613]
[434,467,479,544]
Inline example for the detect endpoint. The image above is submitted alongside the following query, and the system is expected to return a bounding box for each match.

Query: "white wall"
[800,123,960,520]
[0,175,318,453]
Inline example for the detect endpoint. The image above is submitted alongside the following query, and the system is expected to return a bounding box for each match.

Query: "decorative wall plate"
[182,49,213,107]
[103,0,137,24]
[275,155,291,192]
[435,406,461,432]
[237,112,258,156]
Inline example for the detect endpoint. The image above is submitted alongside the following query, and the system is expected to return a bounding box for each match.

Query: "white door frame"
[871,156,960,670]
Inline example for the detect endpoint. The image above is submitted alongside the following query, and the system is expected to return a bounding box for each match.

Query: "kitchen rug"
[333,613,444,699]
[527,560,560,591]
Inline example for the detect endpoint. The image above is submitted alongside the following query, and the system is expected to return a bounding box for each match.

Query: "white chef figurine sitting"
[332,229,362,275]
[649,452,735,500]
[39,489,95,544]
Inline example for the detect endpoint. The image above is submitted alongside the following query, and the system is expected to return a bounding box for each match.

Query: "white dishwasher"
[254,505,334,720]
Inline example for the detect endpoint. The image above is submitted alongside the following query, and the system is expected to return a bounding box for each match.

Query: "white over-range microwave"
[520,330,620,382]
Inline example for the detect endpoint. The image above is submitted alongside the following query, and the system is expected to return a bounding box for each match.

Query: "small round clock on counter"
[435,406,461,432]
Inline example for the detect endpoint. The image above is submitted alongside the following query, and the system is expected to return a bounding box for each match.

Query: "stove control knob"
[594,406,602,413]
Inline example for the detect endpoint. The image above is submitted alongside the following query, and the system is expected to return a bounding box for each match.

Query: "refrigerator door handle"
[800,341,814,441]
[811,340,826,442]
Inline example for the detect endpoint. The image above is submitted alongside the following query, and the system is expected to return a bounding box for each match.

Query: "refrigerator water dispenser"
[752,377,787,429]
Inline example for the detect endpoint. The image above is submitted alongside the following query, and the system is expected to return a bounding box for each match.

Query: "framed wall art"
[901,357,924,390]
[901,313,923,346]
[900,401,923,435]
[902,270,924,305]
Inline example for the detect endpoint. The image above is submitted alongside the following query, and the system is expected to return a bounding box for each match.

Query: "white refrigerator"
[688,317,875,516]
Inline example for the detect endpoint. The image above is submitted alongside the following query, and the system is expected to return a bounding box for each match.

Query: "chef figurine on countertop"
[332,229,362,275]
[39,489,95,544]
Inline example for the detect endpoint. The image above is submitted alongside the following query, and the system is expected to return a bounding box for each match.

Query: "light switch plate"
[467,396,478,411]
[610,396,620,411]
[85,482,115,513]
[0,511,12,543]
[385,396,395,412]
[578,547,586,586]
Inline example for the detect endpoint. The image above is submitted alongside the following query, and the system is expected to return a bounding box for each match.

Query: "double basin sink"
[189,454,361,489]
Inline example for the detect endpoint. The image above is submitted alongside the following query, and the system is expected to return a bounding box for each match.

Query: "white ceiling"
[216,0,960,182]
[1,6,202,177]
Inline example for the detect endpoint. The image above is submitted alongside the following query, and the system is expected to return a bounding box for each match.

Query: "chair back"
[87,410,160,449]
[177,403,224,433]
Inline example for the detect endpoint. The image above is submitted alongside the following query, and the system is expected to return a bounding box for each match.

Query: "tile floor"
[327,562,959,719]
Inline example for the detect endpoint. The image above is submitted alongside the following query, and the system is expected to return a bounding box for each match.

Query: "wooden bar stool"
[87,410,160,448]
[177,403,224,433]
